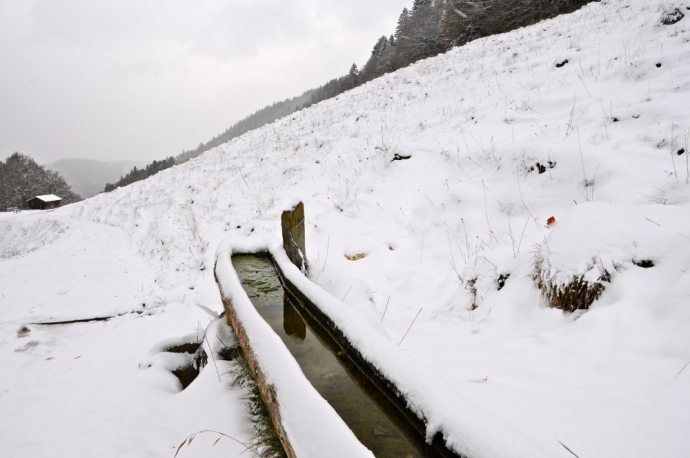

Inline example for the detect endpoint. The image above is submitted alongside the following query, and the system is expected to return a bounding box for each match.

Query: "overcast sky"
[0,0,409,164]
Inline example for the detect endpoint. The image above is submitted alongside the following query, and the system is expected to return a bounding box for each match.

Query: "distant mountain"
[45,159,146,198]
[175,87,325,164]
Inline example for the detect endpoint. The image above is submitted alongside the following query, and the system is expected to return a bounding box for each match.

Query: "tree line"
[355,0,591,86]
[106,0,592,193]
[103,156,175,192]
[0,152,81,210]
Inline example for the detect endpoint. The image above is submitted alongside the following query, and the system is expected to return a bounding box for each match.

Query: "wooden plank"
[281,202,307,272]
[220,292,298,458]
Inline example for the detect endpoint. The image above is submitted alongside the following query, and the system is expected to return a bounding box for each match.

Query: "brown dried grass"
[344,253,366,261]
[532,254,608,312]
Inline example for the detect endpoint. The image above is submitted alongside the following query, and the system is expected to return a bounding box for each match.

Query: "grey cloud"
[0,0,410,163]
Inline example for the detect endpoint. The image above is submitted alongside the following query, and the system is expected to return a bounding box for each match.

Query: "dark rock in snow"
[497,273,510,290]
[633,259,654,268]
[660,8,684,25]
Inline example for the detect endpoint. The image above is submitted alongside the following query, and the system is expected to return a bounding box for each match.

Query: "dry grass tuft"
[532,254,609,312]
[17,326,31,338]
[344,253,366,261]
[174,429,258,457]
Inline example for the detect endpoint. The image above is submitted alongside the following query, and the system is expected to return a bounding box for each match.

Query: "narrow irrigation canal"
[233,255,439,458]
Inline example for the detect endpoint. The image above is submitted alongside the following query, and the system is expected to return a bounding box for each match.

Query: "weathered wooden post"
[281,201,307,272]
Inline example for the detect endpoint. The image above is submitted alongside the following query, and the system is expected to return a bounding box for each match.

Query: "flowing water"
[233,255,440,458]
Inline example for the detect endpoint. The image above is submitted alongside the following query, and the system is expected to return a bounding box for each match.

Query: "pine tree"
[412,0,432,12]
[349,63,359,80]
[394,8,410,40]
[441,0,593,47]
[395,0,447,67]
[371,36,389,60]
[360,36,392,83]
[340,63,360,91]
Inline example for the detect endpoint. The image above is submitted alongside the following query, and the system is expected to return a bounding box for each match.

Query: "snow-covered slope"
[4,0,690,456]
[0,211,255,458]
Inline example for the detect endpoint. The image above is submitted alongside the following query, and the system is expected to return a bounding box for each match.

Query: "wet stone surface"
[233,255,437,458]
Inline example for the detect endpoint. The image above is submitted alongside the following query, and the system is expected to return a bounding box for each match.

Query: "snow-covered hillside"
[3,0,690,456]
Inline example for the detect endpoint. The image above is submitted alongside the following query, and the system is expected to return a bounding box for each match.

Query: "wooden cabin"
[26,194,62,210]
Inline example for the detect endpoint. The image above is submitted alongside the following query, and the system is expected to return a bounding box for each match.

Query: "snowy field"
[0,211,254,457]
[3,0,690,456]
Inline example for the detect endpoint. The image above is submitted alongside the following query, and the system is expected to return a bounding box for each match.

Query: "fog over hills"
[45,159,146,198]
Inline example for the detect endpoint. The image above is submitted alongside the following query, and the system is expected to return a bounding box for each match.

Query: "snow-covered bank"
[0,212,253,457]
[216,235,555,457]
[4,0,690,456]
[215,235,375,458]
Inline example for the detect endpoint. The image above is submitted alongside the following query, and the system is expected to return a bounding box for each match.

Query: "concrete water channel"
[233,254,442,458]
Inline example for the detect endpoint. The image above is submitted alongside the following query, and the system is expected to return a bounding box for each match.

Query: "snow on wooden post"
[281,201,307,272]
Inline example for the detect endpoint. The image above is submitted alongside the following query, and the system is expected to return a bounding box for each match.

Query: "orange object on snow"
[546,216,556,225]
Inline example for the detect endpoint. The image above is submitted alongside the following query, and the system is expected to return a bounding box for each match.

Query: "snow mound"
[533,202,690,310]
[0,218,67,259]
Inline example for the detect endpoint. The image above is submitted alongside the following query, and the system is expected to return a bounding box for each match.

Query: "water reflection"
[283,295,306,341]
[233,255,439,458]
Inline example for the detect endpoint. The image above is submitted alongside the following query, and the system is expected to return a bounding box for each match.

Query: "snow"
[0,216,67,260]
[3,0,690,456]
[32,194,62,203]
[0,212,254,457]
[535,202,690,290]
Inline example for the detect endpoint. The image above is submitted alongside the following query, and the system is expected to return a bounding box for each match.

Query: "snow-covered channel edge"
[215,234,552,458]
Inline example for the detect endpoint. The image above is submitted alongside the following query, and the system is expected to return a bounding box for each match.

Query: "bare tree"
[0,153,81,210]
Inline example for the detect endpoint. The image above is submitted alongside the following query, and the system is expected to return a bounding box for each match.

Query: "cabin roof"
[27,194,62,203]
